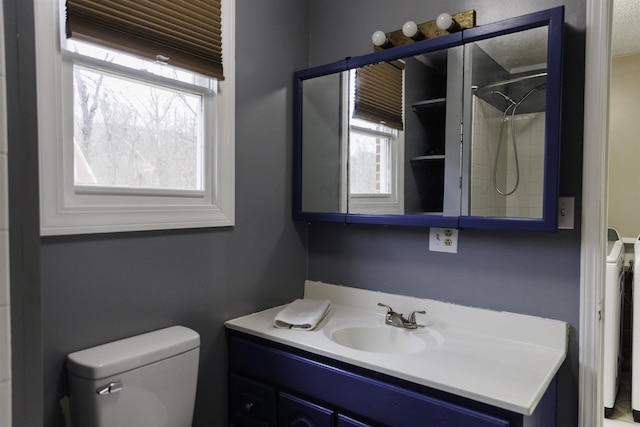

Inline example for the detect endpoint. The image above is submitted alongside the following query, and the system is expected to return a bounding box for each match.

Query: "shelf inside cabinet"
[406,157,445,214]
[411,98,446,112]
[411,155,445,162]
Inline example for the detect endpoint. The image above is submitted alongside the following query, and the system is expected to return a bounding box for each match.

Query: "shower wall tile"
[471,97,505,216]
[470,100,547,219]
[505,112,546,217]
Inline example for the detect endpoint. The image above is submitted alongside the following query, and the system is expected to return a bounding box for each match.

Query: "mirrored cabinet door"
[294,61,350,223]
[347,46,463,224]
[460,7,564,231]
[464,29,548,217]
[294,36,464,228]
[299,71,347,215]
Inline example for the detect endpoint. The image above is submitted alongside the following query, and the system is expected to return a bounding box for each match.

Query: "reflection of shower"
[490,83,546,196]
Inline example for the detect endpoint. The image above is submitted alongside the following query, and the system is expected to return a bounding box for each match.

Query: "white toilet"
[66,325,200,427]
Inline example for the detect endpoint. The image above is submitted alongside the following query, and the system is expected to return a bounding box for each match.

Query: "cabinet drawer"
[230,374,277,427]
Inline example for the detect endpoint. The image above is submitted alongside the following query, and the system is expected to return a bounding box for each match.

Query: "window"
[347,68,404,214]
[349,119,396,195]
[35,0,235,235]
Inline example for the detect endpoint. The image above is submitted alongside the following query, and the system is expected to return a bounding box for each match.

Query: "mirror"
[294,36,464,228]
[459,8,563,231]
[462,26,550,219]
[294,7,563,231]
[300,71,346,214]
[348,46,463,220]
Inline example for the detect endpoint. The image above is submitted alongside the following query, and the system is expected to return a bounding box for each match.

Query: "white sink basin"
[329,325,443,354]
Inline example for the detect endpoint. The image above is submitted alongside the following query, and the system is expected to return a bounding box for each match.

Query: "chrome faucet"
[377,303,425,329]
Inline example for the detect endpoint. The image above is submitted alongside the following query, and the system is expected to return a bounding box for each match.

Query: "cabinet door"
[229,374,277,427]
[293,34,463,229]
[279,392,334,427]
[459,6,564,231]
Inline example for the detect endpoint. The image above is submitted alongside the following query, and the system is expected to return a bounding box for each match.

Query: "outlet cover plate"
[429,228,458,253]
[558,197,575,230]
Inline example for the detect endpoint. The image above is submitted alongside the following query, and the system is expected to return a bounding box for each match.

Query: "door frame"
[580,0,613,426]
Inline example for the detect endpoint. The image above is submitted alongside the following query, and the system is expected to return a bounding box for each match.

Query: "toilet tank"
[66,326,200,427]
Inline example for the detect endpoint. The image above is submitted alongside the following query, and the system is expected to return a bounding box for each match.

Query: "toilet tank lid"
[66,325,200,380]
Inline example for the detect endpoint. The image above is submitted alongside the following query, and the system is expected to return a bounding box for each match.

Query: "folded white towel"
[274,298,331,330]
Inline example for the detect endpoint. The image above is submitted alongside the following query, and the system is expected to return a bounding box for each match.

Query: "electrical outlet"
[429,228,458,253]
[558,197,575,229]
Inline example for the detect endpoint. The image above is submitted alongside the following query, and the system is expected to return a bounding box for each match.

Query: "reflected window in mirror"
[348,122,396,195]
[348,64,405,214]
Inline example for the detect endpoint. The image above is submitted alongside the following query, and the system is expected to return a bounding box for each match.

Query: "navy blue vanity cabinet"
[227,331,556,427]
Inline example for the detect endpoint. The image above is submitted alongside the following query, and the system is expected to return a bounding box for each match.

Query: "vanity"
[225,281,568,426]
[293,7,564,232]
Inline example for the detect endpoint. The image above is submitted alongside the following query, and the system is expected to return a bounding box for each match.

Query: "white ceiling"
[613,0,640,57]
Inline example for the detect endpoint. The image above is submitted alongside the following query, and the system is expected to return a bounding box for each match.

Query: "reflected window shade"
[353,61,404,131]
[66,0,224,80]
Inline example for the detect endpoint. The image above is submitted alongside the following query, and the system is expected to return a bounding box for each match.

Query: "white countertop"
[224,281,569,416]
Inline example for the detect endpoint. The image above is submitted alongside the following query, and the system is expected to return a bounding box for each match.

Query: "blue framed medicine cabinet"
[293,7,564,232]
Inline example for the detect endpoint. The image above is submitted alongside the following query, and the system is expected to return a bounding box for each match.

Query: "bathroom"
[2,0,593,426]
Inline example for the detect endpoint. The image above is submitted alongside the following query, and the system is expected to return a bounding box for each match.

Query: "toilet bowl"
[66,325,200,427]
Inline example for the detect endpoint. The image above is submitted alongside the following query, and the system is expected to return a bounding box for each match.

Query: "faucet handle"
[407,310,426,324]
[377,302,395,314]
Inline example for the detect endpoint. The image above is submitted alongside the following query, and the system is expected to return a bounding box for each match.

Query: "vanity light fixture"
[372,10,476,51]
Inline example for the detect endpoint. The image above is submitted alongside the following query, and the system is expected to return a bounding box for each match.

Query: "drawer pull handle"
[243,402,254,413]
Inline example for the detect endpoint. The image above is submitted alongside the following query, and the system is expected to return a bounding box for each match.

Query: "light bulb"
[402,21,418,38]
[436,13,455,31]
[371,30,388,47]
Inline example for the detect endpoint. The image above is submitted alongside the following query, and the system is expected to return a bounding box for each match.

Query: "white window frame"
[347,124,404,214]
[35,0,235,235]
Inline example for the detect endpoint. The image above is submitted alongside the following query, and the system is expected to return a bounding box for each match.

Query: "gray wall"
[7,1,309,426]
[306,1,584,426]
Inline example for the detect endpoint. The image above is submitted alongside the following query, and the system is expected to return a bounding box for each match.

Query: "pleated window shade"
[65,0,224,80]
[353,61,404,131]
